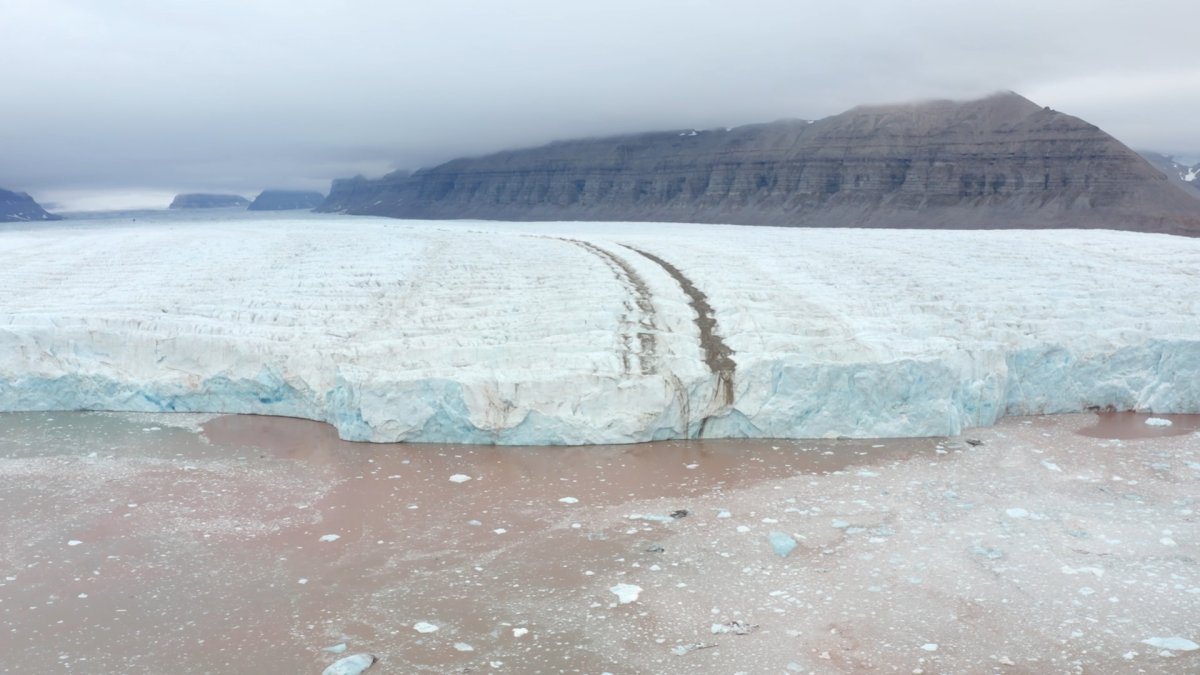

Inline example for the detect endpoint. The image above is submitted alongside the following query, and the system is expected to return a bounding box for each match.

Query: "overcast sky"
[3,0,1199,210]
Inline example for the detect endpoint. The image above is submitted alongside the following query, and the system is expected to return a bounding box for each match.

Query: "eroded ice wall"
[1,217,1198,444]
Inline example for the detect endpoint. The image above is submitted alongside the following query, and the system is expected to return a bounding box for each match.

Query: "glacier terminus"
[1,213,1197,445]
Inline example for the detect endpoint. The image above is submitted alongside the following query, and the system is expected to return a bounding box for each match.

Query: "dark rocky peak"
[0,187,62,223]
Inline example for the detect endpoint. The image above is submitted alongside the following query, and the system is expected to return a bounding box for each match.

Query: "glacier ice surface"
[1,215,1199,445]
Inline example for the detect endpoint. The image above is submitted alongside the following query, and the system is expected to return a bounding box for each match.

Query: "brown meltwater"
[3,411,1197,674]
[1075,410,1200,439]
[0,412,941,674]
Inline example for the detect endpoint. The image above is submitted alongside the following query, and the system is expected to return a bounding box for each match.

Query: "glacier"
[1,213,1198,444]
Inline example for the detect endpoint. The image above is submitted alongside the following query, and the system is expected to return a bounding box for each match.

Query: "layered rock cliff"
[247,189,325,211]
[169,193,250,209]
[0,188,62,223]
[321,92,1200,236]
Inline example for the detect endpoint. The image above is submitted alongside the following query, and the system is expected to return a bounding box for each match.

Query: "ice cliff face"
[320,93,1200,237]
[0,188,61,223]
[1,216,1198,444]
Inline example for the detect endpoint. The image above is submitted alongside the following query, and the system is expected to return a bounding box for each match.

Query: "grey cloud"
[3,0,1199,208]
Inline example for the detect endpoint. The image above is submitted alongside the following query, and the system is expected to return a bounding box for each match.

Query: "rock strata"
[247,189,325,211]
[169,193,250,209]
[0,188,61,222]
[321,92,1200,236]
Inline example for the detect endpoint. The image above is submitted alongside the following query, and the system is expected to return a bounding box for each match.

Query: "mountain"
[247,189,326,211]
[320,92,1200,236]
[0,188,62,222]
[1139,151,1200,199]
[169,193,250,209]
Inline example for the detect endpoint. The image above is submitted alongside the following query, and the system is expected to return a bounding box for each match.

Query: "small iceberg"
[322,653,376,675]
[768,531,797,558]
[1141,637,1198,651]
[610,583,642,604]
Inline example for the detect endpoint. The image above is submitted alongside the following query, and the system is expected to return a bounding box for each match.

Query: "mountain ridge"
[0,187,62,223]
[320,92,1200,236]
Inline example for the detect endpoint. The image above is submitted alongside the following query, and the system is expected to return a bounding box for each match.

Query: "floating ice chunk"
[921,643,938,652]
[493,528,507,534]
[768,531,797,558]
[319,534,341,543]
[1005,508,1029,519]
[1144,418,1173,427]
[671,642,715,656]
[449,474,472,483]
[453,643,474,652]
[322,653,376,675]
[1061,565,1104,578]
[610,583,642,604]
[716,509,732,519]
[627,513,674,523]
[323,643,348,654]
[856,469,879,478]
[413,622,439,633]
[1141,637,1197,651]
[67,540,82,546]
[1041,460,1062,472]
[558,497,578,504]
[971,545,1003,560]
[830,519,850,529]
[512,627,528,637]
[711,620,758,635]
[736,525,751,533]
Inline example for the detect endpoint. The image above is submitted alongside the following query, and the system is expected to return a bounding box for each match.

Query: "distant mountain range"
[0,188,61,223]
[319,92,1200,236]
[169,193,251,209]
[1138,152,1200,199]
[248,190,325,211]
